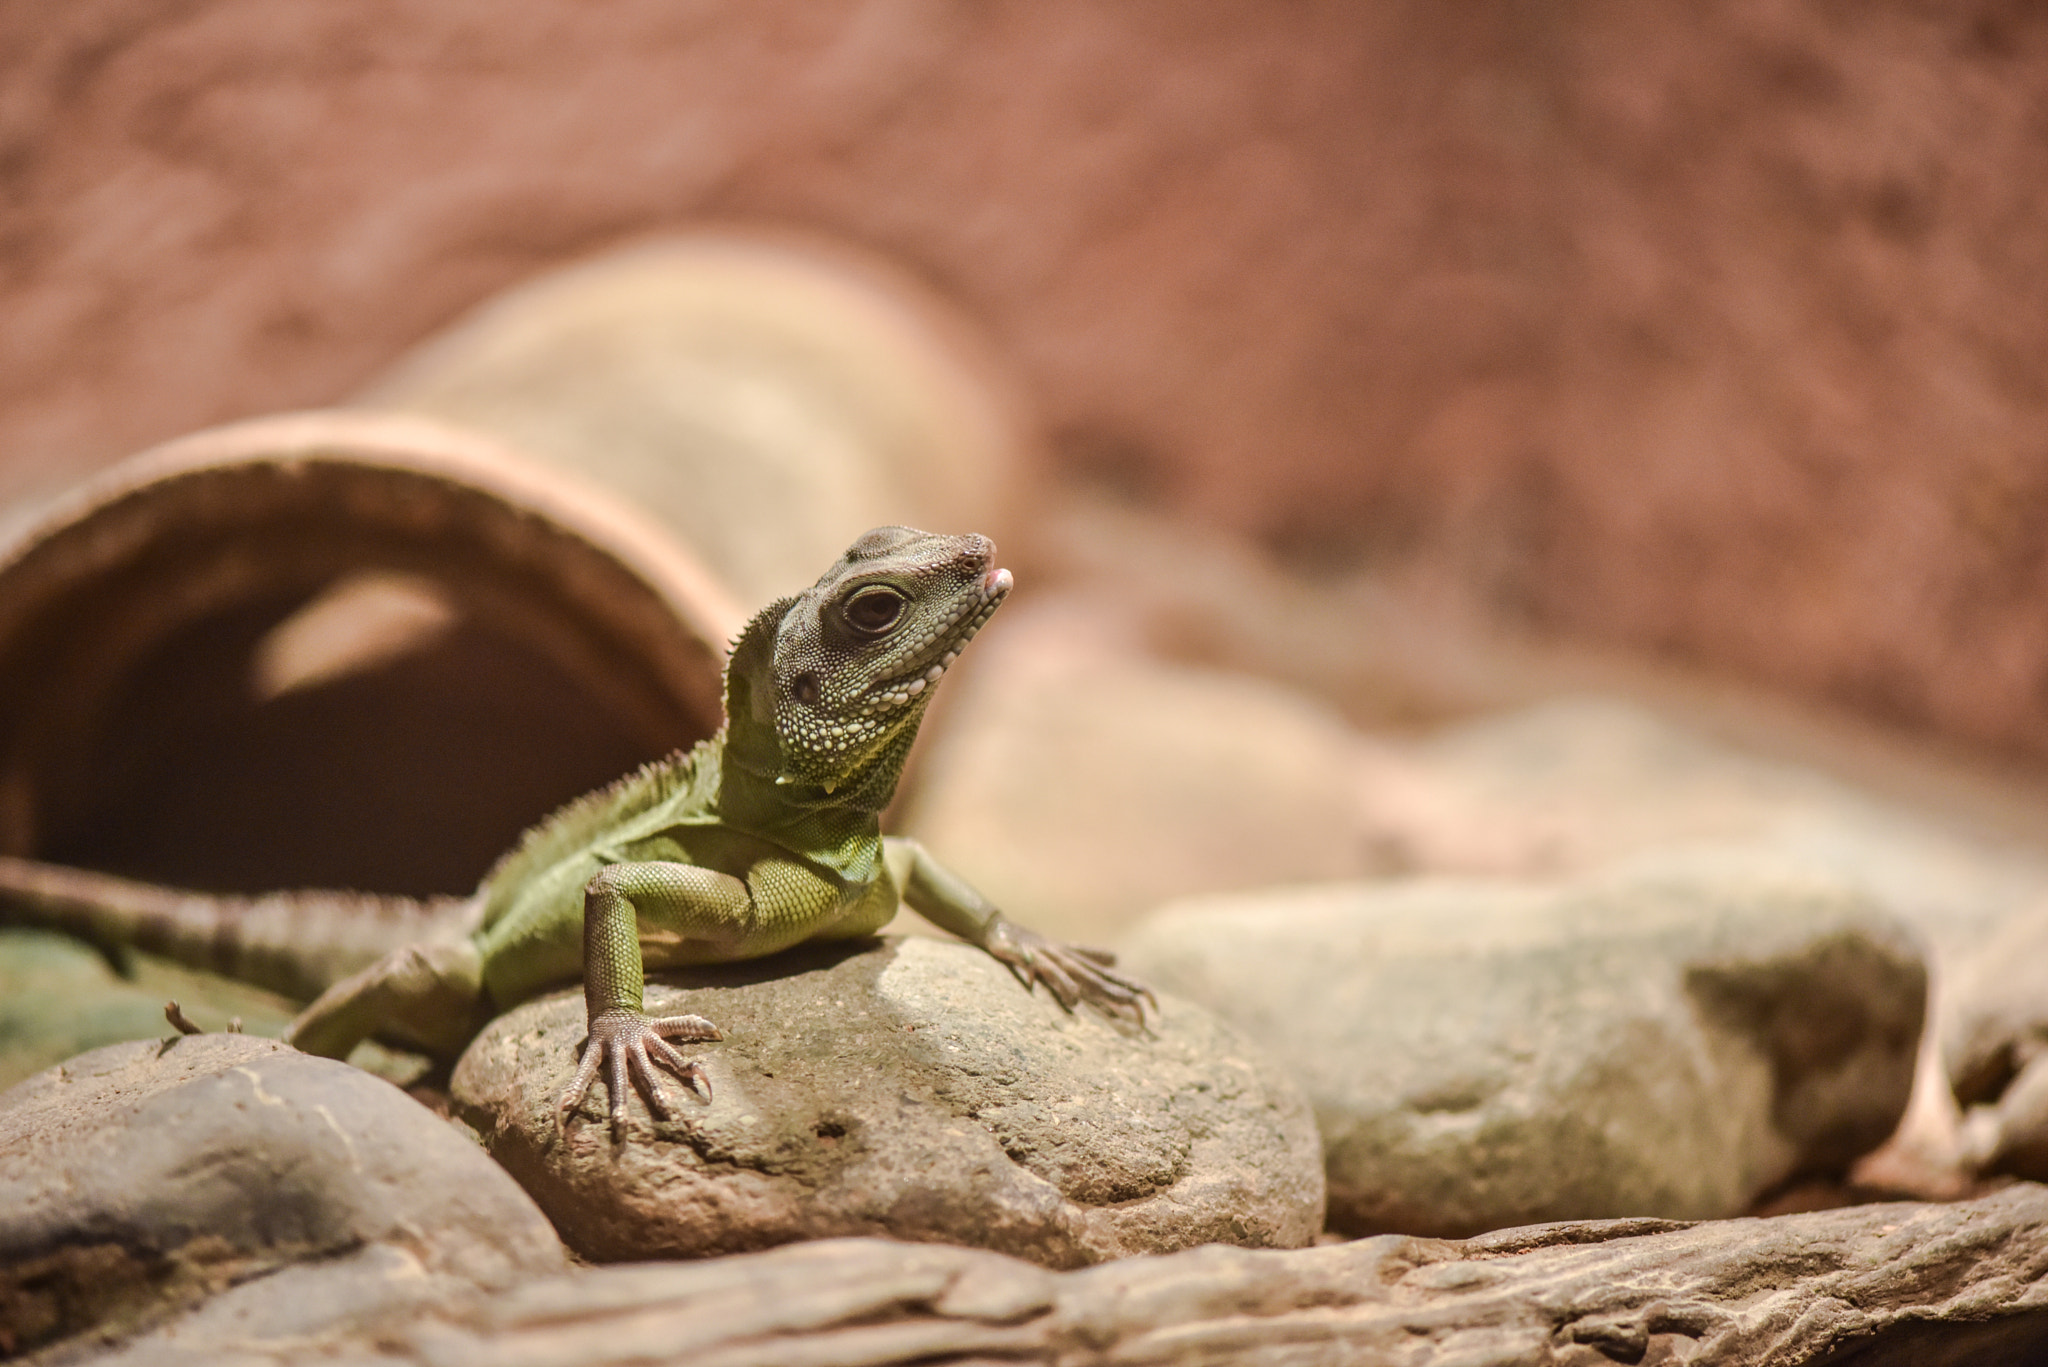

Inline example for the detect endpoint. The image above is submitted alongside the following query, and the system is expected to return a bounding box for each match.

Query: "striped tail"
[0,856,479,1003]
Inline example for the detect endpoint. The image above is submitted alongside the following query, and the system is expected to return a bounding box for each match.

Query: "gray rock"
[1120,852,1926,1236]
[1352,695,2048,1195]
[239,1185,2048,1367]
[449,935,1324,1267]
[0,1033,566,1362]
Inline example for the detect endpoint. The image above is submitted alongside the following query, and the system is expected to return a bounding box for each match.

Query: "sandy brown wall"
[5,1,2048,760]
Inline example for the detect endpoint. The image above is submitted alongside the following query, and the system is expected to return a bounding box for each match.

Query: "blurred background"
[6,0,2048,771]
[7,0,2048,1209]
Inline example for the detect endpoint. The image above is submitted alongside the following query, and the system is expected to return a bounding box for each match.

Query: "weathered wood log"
[296,1184,2048,1367]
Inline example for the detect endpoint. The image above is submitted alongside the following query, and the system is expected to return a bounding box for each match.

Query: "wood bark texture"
[341,1184,2048,1367]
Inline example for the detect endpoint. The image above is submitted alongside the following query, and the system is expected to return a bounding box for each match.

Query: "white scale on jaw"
[860,580,1005,713]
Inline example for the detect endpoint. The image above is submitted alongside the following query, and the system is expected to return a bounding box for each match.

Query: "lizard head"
[724,526,1011,800]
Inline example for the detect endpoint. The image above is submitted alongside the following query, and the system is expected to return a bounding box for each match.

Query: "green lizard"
[0,526,1151,1131]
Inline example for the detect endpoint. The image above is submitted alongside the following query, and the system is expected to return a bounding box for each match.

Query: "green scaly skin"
[0,527,1152,1134]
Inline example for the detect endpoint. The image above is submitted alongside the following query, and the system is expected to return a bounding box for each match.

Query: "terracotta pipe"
[0,410,741,897]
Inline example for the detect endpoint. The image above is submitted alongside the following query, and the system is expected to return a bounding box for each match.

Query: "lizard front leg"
[557,858,838,1135]
[886,837,1156,1021]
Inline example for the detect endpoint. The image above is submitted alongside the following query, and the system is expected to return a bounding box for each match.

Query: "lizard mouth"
[861,561,1011,711]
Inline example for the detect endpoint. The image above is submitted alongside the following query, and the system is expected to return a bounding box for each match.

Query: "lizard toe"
[1073,959,1158,1022]
[625,1038,676,1120]
[555,1036,605,1135]
[562,1007,722,1134]
[650,1012,722,1043]
[1032,955,1085,1011]
[646,1032,714,1103]
[605,1036,633,1133]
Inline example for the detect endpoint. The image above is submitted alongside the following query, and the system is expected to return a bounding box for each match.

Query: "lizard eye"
[842,586,907,636]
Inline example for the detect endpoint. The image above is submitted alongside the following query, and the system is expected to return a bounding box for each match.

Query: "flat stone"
[449,935,1324,1267]
[0,1033,566,1362]
[1120,851,1927,1237]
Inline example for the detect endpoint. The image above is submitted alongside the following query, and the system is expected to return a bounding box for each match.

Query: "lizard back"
[475,740,718,929]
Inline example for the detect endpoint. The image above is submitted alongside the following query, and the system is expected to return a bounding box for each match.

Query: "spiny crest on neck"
[725,526,1011,797]
[482,744,708,894]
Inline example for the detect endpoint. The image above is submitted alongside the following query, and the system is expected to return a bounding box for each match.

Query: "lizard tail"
[0,856,479,1003]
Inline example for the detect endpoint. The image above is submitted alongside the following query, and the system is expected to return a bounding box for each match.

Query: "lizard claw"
[556,1007,722,1136]
[983,918,1158,1023]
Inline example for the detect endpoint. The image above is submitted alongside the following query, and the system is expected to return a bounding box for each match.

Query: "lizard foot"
[983,918,1159,1023]
[556,1007,723,1135]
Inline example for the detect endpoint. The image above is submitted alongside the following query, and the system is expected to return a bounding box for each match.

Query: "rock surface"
[102,1184,2048,1366]
[1121,852,1927,1236]
[1949,908,2048,1182]
[1964,1059,2048,1186]
[0,1033,567,1362]
[1351,695,2048,1193]
[450,935,1324,1266]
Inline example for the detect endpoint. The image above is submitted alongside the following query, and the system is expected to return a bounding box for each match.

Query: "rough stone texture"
[0,1033,567,1362]
[87,1185,2048,1366]
[1121,853,1927,1237]
[899,598,1382,945]
[8,5,2048,767]
[449,935,1324,1267]
[1348,694,2048,1191]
